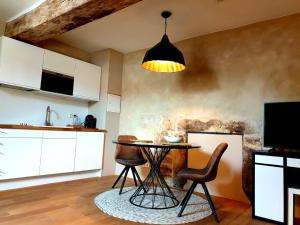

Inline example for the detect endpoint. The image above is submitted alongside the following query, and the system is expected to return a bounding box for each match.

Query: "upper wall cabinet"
[0,37,101,102]
[43,50,76,76]
[73,60,101,101]
[0,36,44,90]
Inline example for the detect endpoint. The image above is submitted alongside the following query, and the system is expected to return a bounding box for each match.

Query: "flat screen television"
[264,102,300,149]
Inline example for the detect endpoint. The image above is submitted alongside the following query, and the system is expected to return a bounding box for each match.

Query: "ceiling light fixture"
[142,11,186,73]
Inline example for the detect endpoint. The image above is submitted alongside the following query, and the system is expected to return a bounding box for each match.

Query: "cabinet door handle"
[0,152,4,155]
[0,130,7,134]
[0,170,5,175]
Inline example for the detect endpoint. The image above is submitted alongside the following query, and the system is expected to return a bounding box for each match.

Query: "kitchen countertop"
[0,124,107,133]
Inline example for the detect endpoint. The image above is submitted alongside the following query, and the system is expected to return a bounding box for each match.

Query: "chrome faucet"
[45,106,52,126]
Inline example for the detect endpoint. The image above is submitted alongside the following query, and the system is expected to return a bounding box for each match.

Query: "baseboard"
[0,170,102,191]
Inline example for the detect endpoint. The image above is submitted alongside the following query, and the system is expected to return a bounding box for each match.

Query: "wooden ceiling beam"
[5,0,142,44]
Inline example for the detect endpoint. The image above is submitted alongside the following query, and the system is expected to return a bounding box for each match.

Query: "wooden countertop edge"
[0,125,108,133]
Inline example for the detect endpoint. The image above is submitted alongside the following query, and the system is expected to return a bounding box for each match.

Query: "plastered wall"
[120,13,300,203]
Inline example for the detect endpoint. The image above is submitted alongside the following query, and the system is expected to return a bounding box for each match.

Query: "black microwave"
[40,70,74,95]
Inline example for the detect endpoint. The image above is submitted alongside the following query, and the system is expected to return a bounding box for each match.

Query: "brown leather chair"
[177,143,228,222]
[112,135,147,194]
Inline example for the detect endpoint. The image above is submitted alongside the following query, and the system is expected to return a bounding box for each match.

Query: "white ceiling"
[0,0,45,22]
[55,0,300,54]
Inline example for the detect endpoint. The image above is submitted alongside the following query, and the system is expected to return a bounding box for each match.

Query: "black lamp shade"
[142,35,185,72]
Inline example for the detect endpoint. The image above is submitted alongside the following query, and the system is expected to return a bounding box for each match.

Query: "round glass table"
[113,140,200,209]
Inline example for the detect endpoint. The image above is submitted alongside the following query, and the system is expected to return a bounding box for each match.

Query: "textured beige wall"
[0,21,5,36]
[108,50,123,95]
[120,13,300,203]
[89,49,123,176]
[120,13,300,141]
[37,39,90,62]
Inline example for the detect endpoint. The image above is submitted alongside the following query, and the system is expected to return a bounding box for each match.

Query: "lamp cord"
[164,18,167,34]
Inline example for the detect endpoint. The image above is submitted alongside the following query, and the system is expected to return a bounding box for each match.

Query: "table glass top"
[113,140,200,149]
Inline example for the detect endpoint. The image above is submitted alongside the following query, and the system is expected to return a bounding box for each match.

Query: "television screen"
[264,102,300,149]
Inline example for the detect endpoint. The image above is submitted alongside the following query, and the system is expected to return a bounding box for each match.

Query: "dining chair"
[112,135,147,194]
[177,143,228,222]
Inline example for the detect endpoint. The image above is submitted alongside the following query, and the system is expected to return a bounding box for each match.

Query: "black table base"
[129,147,179,209]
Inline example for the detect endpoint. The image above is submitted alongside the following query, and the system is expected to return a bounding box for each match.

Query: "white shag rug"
[94,187,212,224]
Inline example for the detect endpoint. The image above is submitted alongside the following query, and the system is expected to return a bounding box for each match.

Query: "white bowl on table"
[164,136,182,143]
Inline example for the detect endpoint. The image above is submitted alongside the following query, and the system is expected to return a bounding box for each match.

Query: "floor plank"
[0,176,274,225]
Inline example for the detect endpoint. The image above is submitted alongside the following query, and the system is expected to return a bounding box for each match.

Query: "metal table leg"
[129,147,179,209]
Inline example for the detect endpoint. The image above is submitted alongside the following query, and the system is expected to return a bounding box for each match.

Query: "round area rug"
[94,187,212,224]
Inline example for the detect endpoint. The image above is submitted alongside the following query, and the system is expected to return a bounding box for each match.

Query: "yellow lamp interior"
[142,60,185,73]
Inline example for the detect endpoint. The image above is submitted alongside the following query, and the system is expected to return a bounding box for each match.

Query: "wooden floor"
[0,176,274,225]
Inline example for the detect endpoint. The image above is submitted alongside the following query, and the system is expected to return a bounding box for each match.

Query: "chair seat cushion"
[177,168,209,182]
[116,158,147,166]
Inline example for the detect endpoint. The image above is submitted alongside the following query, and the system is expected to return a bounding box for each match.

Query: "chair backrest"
[204,143,228,182]
[115,135,144,161]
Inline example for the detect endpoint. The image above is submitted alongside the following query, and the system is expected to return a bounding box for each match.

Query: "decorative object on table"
[94,187,211,224]
[112,135,147,194]
[142,11,185,73]
[164,136,182,143]
[177,143,228,222]
[163,130,185,143]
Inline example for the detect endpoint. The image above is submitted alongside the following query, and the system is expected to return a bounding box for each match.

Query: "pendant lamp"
[142,11,186,73]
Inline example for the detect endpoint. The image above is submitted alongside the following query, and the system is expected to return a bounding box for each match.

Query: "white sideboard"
[253,151,300,224]
[254,155,284,223]
[0,129,105,181]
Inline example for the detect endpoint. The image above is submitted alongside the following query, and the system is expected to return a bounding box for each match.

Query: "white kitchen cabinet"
[0,129,43,138]
[73,60,101,101]
[43,130,76,139]
[0,36,44,89]
[43,50,76,76]
[40,131,77,175]
[0,138,43,180]
[74,132,104,171]
[0,128,105,184]
[254,164,284,223]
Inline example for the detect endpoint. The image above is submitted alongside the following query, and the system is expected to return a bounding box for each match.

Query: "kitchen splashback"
[0,87,88,127]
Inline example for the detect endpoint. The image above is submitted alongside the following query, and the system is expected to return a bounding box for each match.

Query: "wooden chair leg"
[112,166,128,188]
[131,167,138,186]
[202,183,220,223]
[119,167,130,195]
[178,181,197,217]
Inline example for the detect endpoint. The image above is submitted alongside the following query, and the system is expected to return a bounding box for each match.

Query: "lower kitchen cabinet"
[0,129,105,181]
[40,138,77,175]
[74,132,104,171]
[0,138,42,180]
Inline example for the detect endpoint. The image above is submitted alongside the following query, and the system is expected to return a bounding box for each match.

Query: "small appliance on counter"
[84,115,97,128]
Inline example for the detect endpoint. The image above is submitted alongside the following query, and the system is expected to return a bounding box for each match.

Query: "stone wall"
[120,13,300,200]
